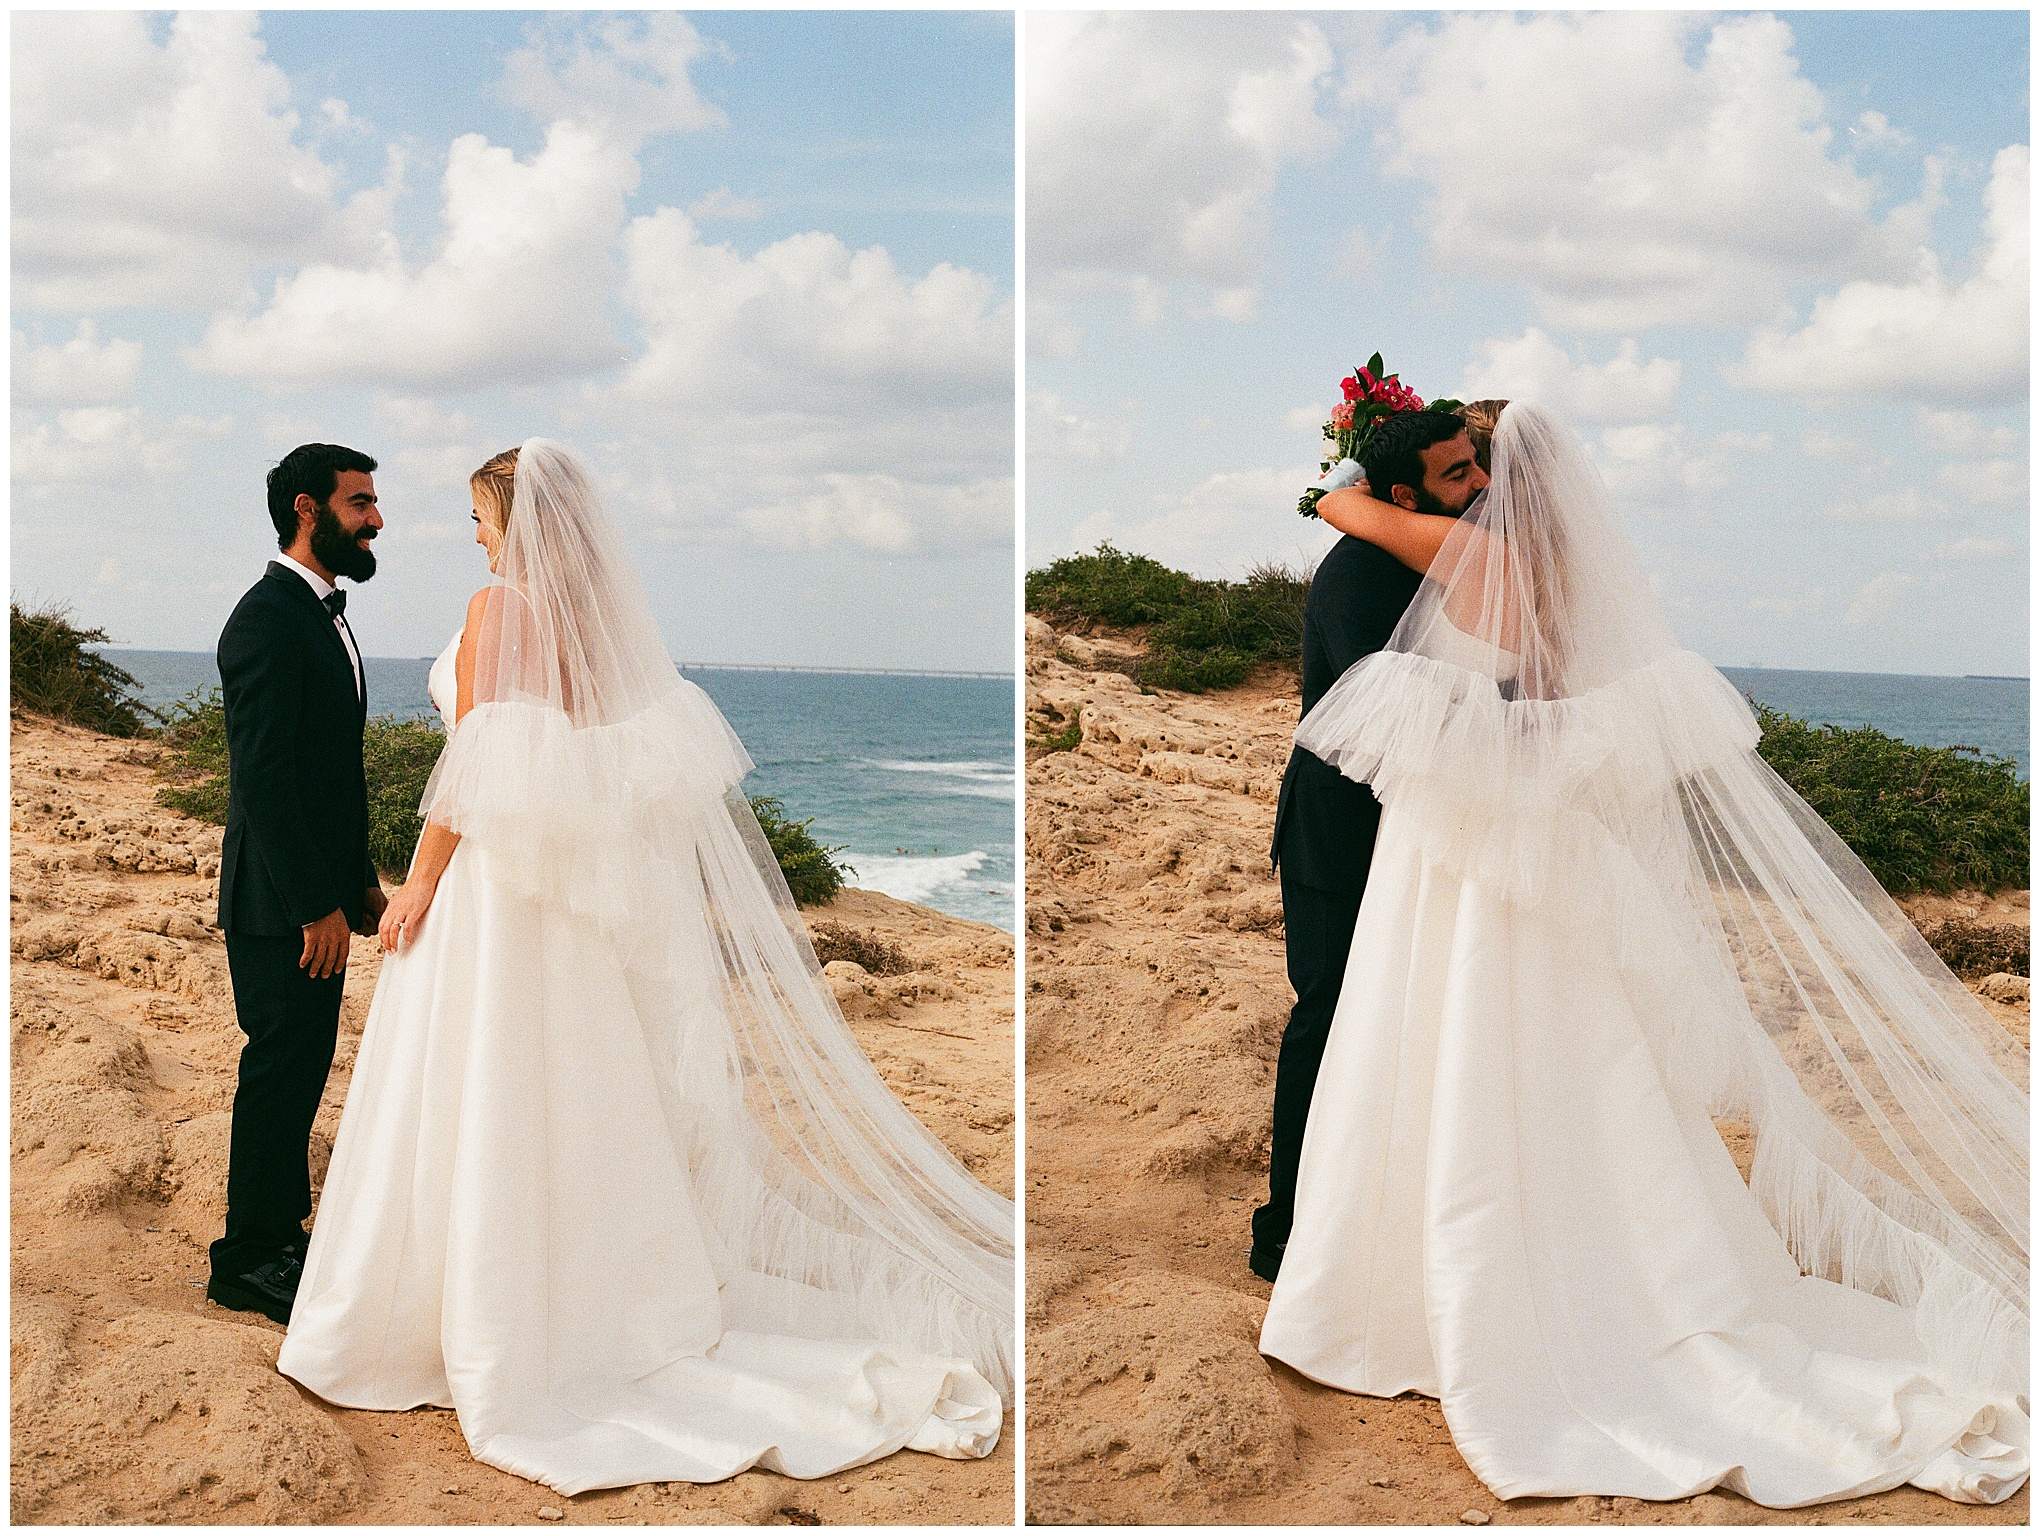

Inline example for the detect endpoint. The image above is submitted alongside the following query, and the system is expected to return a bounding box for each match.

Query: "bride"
[277,440,1012,1494]
[1260,402,2027,1507]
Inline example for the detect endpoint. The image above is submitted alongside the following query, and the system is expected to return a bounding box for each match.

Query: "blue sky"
[1027,11,2028,676]
[13,10,1015,670]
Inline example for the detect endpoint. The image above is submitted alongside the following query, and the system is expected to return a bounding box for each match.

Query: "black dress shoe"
[207,1255,300,1325]
[1248,1241,1284,1283]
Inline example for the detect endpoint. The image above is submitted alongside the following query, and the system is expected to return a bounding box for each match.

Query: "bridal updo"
[471,447,521,543]
[1457,400,1509,473]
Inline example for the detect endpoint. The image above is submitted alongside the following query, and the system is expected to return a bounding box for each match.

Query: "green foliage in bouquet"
[1752,701,2029,895]
[1300,351,1464,518]
[1028,543,1310,694]
[10,600,157,737]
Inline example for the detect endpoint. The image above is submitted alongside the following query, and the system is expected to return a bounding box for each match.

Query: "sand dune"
[10,711,1014,1526]
[1021,616,2028,1527]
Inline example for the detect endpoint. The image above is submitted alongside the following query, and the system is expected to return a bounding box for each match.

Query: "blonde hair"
[1457,399,1509,473]
[470,447,521,541]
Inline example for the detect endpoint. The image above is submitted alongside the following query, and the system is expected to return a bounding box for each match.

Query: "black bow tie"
[322,590,346,618]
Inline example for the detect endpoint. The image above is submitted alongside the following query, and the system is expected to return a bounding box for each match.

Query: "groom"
[1251,410,1488,1282]
[207,443,387,1325]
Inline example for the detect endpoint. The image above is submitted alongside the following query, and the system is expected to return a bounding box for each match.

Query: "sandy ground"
[1020,616,2029,1528]
[9,710,1016,1526]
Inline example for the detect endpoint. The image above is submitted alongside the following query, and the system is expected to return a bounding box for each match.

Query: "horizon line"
[93,645,1013,681]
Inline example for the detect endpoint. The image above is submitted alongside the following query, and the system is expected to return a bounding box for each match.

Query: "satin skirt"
[1259,813,2027,1508]
[277,843,1000,1496]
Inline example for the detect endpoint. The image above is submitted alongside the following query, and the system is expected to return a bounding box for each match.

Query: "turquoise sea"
[1719,667,2029,782]
[99,650,1017,932]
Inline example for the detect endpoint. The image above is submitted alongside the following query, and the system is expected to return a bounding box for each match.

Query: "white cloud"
[12,407,233,495]
[1823,486,1953,524]
[1068,462,1333,578]
[499,14,725,145]
[1030,391,1135,464]
[191,123,637,393]
[611,210,1011,411]
[1590,422,1744,505]
[1915,407,2023,457]
[737,474,1011,554]
[688,187,765,222]
[1459,329,1680,424]
[1850,109,1910,149]
[1744,587,1829,619]
[1734,144,2027,405]
[1029,13,1336,325]
[1934,458,2027,509]
[1844,571,1915,625]
[12,322,144,406]
[12,12,369,312]
[1930,537,2014,560]
[1799,429,1865,462]
[1368,13,1924,330]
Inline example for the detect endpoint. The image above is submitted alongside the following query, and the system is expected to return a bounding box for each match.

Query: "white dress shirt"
[274,551,364,702]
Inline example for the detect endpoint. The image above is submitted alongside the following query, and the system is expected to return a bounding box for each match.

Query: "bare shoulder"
[464,586,496,626]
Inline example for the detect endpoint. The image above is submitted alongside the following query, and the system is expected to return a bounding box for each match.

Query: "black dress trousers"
[1251,871,1364,1255]
[210,933,345,1278]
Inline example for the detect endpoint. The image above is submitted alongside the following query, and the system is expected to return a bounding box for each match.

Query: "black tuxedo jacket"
[216,562,374,936]
[1269,534,1427,900]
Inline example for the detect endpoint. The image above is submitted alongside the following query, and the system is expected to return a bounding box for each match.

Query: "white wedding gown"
[277,631,1002,1495]
[1260,624,2028,1508]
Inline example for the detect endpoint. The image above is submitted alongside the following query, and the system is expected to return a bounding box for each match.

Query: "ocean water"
[1719,667,2029,782]
[99,649,1017,932]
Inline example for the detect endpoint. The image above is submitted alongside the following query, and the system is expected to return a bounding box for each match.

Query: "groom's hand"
[301,908,352,979]
[356,884,388,937]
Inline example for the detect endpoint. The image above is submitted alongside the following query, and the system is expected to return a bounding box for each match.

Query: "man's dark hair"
[267,444,377,548]
[1360,411,1468,508]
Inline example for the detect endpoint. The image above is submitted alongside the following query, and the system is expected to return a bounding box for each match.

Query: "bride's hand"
[378,880,436,952]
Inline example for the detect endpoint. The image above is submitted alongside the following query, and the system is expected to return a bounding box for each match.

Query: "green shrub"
[154,689,449,878]
[1753,702,2029,895]
[10,600,156,737]
[154,693,859,899]
[1027,545,1310,694]
[751,795,854,906]
[154,687,231,823]
[1031,718,1082,753]
[1027,543,1201,628]
[363,716,448,877]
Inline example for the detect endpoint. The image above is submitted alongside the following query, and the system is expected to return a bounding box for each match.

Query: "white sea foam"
[869,760,1016,800]
[846,849,992,905]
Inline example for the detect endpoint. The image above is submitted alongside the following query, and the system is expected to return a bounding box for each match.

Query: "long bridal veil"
[415,439,1014,1402]
[1296,403,2026,1399]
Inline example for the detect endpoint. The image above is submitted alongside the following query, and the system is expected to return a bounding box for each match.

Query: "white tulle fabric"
[1260,403,2027,1505]
[279,440,1011,1494]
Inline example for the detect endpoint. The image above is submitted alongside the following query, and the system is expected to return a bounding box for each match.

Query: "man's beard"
[1414,484,1473,521]
[310,501,377,581]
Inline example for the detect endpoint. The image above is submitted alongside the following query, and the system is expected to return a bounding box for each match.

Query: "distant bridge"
[676,661,1013,681]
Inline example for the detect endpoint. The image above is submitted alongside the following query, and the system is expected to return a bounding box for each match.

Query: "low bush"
[750,795,855,907]
[154,688,856,899]
[1916,917,2029,980]
[1753,703,2028,895]
[153,687,231,824]
[10,600,156,737]
[810,920,915,975]
[154,689,446,878]
[1027,544,1310,694]
[363,716,448,877]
